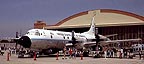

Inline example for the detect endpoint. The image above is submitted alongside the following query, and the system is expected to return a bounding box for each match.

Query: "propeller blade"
[71,30,77,47]
[95,28,100,42]
[15,32,19,49]
[15,41,18,49]
[95,28,98,35]
[94,28,101,51]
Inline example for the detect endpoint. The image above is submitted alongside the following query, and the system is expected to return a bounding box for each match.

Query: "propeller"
[94,28,101,51]
[71,30,76,47]
[69,30,78,47]
[15,32,19,50]
[95,28,100,43]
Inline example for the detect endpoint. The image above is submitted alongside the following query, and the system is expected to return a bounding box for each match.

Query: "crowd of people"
[0,44,144,60]
[62,47,79,59]
[103,47,129,58]
[0,45,21,56]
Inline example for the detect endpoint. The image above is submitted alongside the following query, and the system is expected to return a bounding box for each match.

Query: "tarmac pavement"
[0,53,144,64]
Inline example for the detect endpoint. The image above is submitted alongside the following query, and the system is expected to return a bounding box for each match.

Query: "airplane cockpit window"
[26,32,30,35]
[26,30,40,36]
[35,30,40,36]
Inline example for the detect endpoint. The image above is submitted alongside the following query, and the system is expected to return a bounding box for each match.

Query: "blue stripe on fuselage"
[30,38,71,43]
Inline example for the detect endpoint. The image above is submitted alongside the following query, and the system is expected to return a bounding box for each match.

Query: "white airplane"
[17,15,141,55]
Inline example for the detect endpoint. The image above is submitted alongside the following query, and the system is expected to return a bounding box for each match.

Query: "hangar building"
[34,9,144,48]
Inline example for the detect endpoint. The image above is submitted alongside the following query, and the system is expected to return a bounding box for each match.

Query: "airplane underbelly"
[75,43,83,49]
[30,39,66,50]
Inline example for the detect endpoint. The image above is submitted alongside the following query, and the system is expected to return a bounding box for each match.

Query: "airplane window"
[26,32,29,34]
[51,35,53,38]
[50,32,54,35]
[67,37,69,39]
[35,31,40,36]
[133,49,135,51]
[139,48,141,51]
[136,48,138,51]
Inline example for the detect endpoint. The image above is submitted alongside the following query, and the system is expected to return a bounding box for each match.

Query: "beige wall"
[44,9,144,29]
[59,10,144,27]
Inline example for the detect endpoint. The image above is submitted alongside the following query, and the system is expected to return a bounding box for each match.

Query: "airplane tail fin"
[83,15,96,36]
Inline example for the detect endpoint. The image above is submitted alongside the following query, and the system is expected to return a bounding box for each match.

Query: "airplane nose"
[18,36,31,48]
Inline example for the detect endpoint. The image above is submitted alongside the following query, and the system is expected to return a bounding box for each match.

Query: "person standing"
[69,48,73,59]
[72,48,77,59]
[120,48,123,58]
[0,47,1,55]
[103,47,107,59]
[62,47,67,59]
[139,51,142,60]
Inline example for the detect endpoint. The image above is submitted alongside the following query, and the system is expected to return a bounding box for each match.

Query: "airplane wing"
[66,42,96,48]
[99,38,142,46]
[66,38,142,47]
[105,34,118,37]
[104,38,142,43]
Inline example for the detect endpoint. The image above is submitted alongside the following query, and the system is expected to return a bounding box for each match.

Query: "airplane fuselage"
[19,29,97,51]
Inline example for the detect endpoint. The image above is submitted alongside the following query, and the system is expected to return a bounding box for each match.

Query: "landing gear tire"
[18,51,25,58]
[18,53,24,58]
[94,54,101,58]
[29,52,40,58]
[83,51,89,57]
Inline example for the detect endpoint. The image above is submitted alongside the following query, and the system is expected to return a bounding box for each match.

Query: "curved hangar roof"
[45,9,144,29]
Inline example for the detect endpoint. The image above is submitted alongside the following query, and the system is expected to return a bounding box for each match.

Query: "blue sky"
[0,0,144,38]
